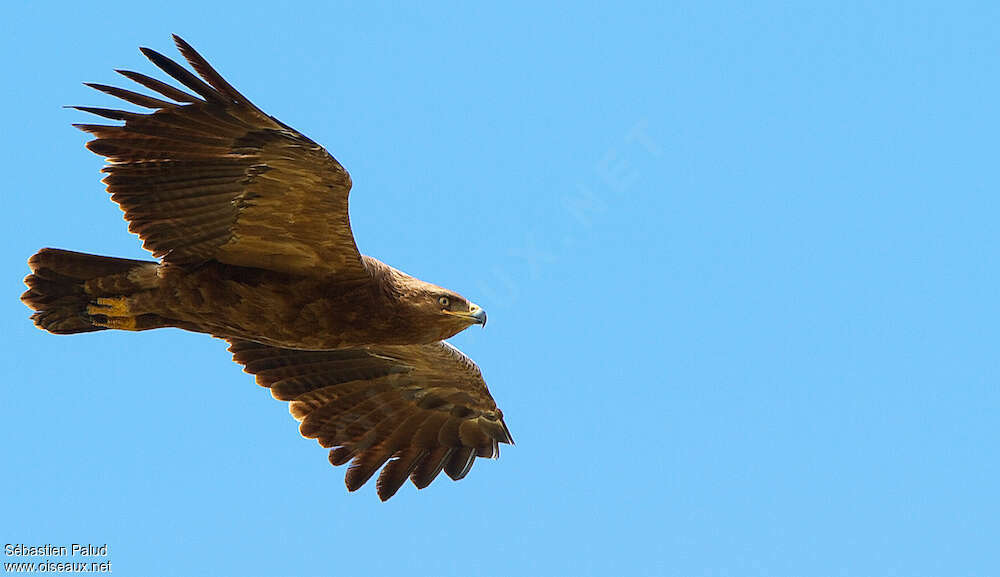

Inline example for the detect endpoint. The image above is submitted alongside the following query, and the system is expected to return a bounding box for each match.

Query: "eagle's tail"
[21,248,160,334]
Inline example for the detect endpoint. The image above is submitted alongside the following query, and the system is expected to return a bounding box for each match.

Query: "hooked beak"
[469,303,487,327]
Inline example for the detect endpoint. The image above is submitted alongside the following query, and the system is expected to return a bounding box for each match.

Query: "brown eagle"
[20,35,512,501]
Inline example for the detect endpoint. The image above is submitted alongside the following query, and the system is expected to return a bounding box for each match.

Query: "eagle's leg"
[87,296,140,329]
[89,312,171,332]
[87,296,132,317]
[90,315,138,331]
[85,296,173,331]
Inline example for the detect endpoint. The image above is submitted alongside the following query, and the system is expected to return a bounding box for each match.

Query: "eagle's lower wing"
[75,35,365,279]
[227,339,514,500]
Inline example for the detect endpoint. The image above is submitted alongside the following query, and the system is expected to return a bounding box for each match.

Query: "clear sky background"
[2,3,998,576]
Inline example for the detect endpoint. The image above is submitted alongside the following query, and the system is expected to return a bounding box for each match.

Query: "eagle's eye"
[438,296,450,308]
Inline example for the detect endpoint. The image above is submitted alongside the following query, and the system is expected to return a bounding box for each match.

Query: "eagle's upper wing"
[227,339,514,500]
[75,35,365,279]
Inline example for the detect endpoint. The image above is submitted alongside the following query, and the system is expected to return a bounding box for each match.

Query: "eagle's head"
[377,263,487,342]
[415,285,486,339]
[394,281,485,342]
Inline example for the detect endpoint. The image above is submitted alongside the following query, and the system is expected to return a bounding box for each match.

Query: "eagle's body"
[75,255,477,349]
[21,36,511,501]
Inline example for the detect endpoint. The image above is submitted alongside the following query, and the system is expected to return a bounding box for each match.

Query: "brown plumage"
[20,35,512,501]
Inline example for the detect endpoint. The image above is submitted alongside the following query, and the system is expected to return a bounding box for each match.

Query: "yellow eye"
[438,296,450,307]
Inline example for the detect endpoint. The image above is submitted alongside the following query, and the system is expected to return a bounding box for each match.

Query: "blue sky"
[2,2,998,576]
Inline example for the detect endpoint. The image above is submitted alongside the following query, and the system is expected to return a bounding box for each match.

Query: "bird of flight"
[21,35,513,501]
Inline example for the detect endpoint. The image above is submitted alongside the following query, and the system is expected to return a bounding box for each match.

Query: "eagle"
[20,35,513,501]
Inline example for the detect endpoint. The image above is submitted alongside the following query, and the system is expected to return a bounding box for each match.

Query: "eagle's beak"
[469,303,487,327]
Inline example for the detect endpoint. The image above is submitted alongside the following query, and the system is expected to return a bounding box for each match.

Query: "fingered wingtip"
[172,34,189,51]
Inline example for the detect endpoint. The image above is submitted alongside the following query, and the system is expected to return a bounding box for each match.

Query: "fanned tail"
[21,248,158,334]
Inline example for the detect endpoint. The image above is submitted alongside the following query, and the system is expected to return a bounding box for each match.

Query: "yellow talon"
[92,316,138,331]
[87,296,131,316]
